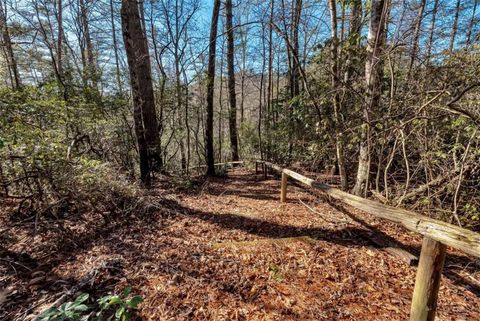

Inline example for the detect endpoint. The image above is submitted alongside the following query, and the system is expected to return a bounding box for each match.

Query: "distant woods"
[0,0,479,229]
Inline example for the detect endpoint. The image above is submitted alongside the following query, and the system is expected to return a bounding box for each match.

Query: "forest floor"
[1,167,479,320]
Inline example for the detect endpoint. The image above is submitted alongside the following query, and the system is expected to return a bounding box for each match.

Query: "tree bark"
[466,0,477,46]
[218,34,225,162]
[238,14,247,124]
[225,0,239,162]
[290,0,301,99]
[57,0,63,77]
[353,0,388,196]
[258,23,267,161]
[33,1,66,98]
[0,1,21,89]
[328,0,347,190]
[449,0,461,53]
[343,0,361,83]
[284,0,302,160]
[205,0,221,176]
[121,0,162,184]
[110,0,123,92]
[150,17,166,164]
[425,0,438,63]
[407,0,426,77]
[266,0,275,160]
[79,0,97,86]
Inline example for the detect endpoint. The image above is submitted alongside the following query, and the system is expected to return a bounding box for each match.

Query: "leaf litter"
[1,168,479,320]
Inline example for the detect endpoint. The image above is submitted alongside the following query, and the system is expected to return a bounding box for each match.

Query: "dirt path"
[138,168,479,320]
[1,168,479,320]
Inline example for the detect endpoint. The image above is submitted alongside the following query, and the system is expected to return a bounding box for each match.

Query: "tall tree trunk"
[284,0,302,160]
[291,0,301,99]
[239,14,247,124]
[425,0,438,63]
[258,22,267,160]
[183,69,191,172]
[343,0,362,88]
[266,0,274,160]
[352,0,388,196]
[150,21,166,170]
[33,1,66,98]
[225,0,239,162]
[110,0,123,92]
[218,35,225,162]
[328,0,347,190]
[343,0,362,99]
[276,48,280,124]
[121,0,162,184]
[80,0,97,86]
[0,1,21,89]
[138,0,146,32]
[449,0,461,53]
[173,24,185,170]
[205,0,221,176]
[57,0,63,77]
[466,0,477,46]
[179,138,187,170]
[350,0,362,41]
[149,8,166,159]
[341,0,362,188]
[407,0,426,77]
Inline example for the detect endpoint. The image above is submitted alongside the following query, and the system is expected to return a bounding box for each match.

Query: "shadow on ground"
[1,170,479,321]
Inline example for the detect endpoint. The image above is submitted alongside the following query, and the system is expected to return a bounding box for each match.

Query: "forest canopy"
[1,0,479,236]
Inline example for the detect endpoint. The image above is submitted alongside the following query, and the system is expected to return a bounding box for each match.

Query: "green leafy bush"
[38,288,143,321]
[0,85,140,220]
[39,293,90,321]
[97,287,143,321]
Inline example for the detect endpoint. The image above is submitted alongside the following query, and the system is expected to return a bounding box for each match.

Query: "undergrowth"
[38,288,143,321]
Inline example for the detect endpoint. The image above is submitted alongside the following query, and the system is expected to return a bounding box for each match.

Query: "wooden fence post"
[281,171,288,202]
[255,161,258,175]
[410,237,447,321]
[263,163,267,180]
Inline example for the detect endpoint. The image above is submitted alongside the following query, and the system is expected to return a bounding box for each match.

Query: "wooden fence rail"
[173,161,245,175]
[254,160,480,321]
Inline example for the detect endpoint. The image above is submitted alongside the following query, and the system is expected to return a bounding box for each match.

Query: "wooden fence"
[173,161,245,175]
[254,160,480,321]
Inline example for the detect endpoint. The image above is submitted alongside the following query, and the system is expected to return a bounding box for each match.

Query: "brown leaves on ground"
[1,168,479,320]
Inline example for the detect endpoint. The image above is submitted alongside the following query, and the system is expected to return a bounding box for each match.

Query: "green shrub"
[0,85,139,220]
[39,293,90,321]
[38,288,143,321]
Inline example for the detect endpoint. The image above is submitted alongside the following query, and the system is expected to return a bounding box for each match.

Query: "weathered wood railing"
[254,160,480,321]
[177,161,244,175]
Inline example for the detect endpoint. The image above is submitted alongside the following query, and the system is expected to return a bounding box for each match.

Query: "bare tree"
[290,0,301,100]
[466,0,478,46]
[353,0,389,196]
[121,0,162,184]
[205,0,221,176]
[225,0,239,161]
[449,0,461,53]
[56,0,63,77]
[0,0,21,89]
[425,0,439,63]
[79,0,97,86]
[408,0,426,77]
[110,0,123,92]
[265,0,275,159]
[327,0,347,190]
